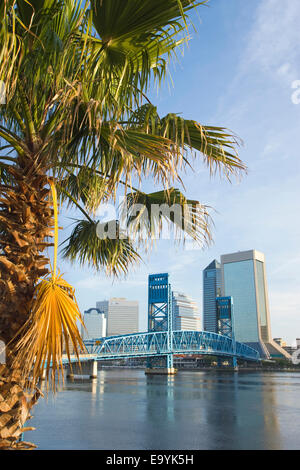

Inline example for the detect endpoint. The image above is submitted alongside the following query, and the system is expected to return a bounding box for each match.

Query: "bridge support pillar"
[145,354,177,375]
[232,356,238,371]
[217,357,223,368]
[67,360,98,379]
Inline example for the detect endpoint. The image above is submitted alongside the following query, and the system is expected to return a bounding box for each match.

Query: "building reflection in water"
[200,372,281,449]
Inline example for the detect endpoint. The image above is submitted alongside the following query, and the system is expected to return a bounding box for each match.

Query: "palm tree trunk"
[0,159,53,448]
[0,364,42,449]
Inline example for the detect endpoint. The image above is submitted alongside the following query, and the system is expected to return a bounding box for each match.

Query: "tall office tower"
[97,298,139,336]
[82,308,107,340]
[203,260,221,333]
[172,291,201,331]
[221,249,290,359]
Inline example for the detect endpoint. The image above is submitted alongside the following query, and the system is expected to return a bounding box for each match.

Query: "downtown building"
[81,308,107,341]
[96,298,139,337]
[203,249,291,360]
[172,291,201,331]
[202,260,221,333]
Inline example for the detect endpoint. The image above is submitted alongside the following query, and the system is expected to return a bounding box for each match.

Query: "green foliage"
[62,219,141,276]
[0,0,246,276]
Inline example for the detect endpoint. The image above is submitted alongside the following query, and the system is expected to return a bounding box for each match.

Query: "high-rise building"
[203,260,221,333]
[172,291,201,331]
[97,298,139,337]
[221,249,290,360]
[82,308,107,340]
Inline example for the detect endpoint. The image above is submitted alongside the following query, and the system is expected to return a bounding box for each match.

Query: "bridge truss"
[84,330,259,362]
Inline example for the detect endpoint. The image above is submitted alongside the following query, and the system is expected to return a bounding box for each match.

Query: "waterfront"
[31,369,300,450]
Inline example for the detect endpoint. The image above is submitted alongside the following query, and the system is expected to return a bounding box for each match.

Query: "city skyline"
[80,247,297,352]
[56,0,300,346]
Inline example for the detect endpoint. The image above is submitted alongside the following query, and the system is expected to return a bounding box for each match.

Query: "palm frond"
[12,271,86,390]
[57,168,110,215]
[62,219,141,276]
[87,0,207,98]
[128,104,246,180]
[160,113,246,179]
[60,119,181,188]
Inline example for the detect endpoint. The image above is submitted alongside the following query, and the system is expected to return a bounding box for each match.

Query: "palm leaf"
[128,104,246,180]
[57,168,110,215]
[12,271,86,390]
[160,113,246,179]
[88,0,207,96]
[62,218,141,276]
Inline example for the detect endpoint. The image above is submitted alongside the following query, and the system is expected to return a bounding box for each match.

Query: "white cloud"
[240,0,300,84]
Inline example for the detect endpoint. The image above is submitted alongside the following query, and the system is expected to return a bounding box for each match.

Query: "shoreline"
[97,365,300,373]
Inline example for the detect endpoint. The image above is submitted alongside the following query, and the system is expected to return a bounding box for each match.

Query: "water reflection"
[199,372,281,449]
[31,370,300,450]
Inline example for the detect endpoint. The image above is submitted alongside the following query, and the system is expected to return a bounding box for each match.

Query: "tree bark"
[0,364,43,449]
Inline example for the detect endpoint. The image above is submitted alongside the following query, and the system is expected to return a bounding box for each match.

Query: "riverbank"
[98,365,300,373]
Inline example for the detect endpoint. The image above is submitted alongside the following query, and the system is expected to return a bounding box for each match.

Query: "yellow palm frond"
[14,271,86,389]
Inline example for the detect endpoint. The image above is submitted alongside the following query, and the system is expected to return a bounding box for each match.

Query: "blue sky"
[57,0,300,345]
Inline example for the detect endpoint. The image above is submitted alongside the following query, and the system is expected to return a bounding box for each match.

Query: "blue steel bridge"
[84,329,259,362]
[80,273,259,371]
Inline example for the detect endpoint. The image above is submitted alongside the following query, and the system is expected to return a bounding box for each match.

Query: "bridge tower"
[146,273,176,374]
[216,296,238,370]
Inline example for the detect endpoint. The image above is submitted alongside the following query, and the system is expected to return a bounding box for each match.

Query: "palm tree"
[0,0,246,449]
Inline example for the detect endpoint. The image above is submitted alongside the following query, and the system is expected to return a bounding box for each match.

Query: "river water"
[30,369,300,450]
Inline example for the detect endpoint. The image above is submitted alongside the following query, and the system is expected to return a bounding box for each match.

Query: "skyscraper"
[172,291,201,331]
[203,260,221,333]
[82,308,107,340]
[96,298,139,336]
[221,249,290,359]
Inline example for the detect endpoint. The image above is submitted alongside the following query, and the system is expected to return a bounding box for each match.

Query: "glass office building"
[203,260,221,333]
[221,250,290,359]
[222,256,261,343]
